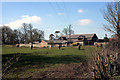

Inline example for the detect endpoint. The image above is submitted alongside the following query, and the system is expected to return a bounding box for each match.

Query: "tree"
[17,30,24,43]
[93,2,120,79]
[21,23,44,43]
[1,26,13,44]
[31,29,44,42]
[69,28,74,35]
[21,23,29,43]
[1,23,44,44]
[104,34,109,42]
[103,2,120,38]
[49,34,55,40]
[54,31,61,39]
[38,30,44,40]
[1,25,24,45]
[28,24,33,43]
[62,28,69,35]
[12,29,19,44]
[62,27,74,35]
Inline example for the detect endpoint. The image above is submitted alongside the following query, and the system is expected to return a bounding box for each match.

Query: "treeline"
[0,23,44,45]
[49,27,74,40]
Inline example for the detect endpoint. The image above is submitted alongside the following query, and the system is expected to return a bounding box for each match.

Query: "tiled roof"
[44,40,67,43]
[61,34,95,39]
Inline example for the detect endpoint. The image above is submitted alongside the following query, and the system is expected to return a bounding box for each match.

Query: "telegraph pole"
[69,24,71,45]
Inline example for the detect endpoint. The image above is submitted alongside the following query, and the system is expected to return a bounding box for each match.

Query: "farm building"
[59,34,98,45]
[18,34,99,48]
[45,40,68,47]
[19,40,51,48]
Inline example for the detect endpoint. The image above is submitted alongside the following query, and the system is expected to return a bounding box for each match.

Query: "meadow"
[2,45,97,78]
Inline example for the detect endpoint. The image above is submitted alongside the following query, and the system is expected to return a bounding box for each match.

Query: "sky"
[1,2,112,40]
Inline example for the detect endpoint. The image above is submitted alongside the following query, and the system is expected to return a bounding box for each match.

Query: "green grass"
[2,45,96,78]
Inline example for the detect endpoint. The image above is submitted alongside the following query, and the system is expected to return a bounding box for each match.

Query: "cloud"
[0,24,3,27]
[77,19,93,26]
[57,12,64,15]
[78,9,83,13]
[22,15,29,18]
[5,15,42,29]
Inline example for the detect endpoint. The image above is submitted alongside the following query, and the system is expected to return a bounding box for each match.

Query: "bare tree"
[21,23,44,43]
[93,2,120,80]
[32,29,44,42]
[28,24,33,43]
[21,23,29,43]
[62,28,69,35]
[17,30,24,43]
[1,23,44,44]
[12,29,19,44]
[62,27,74,35]
[38,30,44,40]
[103,2,120,38]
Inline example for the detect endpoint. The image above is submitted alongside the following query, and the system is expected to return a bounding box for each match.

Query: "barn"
[19,40,51,48]
[59,34,98,45]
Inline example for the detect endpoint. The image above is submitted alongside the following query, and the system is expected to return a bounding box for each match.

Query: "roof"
[44,40,68,44]
[61,34,95,38]
[61,34,97,40]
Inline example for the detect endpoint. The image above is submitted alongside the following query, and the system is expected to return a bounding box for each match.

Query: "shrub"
[93,39,120,80]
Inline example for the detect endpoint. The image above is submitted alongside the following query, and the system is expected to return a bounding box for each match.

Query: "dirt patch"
[30,62,92,78]
[3,62,93,78]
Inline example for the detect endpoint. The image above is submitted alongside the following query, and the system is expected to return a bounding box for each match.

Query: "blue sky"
[2,2,112,40]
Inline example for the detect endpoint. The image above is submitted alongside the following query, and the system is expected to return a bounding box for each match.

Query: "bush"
[93,38,120,79]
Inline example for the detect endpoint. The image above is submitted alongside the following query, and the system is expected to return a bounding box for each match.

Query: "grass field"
[2,45,97,78]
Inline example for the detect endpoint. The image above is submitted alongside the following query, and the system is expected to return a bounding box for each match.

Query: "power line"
[55,1,68,24]
[62,1,73,25]
[48,0,65,25]
[62,1,71,24]
[69,24,72,43]
[48,0,65,26]
[48,0,74,33]
[55,1,73,26]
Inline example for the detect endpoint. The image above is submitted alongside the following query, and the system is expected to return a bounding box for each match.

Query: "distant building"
[33,40,51,48]
[59,34,98,45]
[19,40,51,48]
[19,34,99,48]
[45,40,68,47]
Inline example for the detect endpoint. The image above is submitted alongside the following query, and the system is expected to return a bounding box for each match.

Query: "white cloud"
[0,24,3,27]
[5,15,42,29]
[78,9,83,13]
[22,15,29,18]
[77,19,93,26]
[57,12,64,15]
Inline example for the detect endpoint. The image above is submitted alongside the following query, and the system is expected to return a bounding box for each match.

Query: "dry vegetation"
[93,39,120,80]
